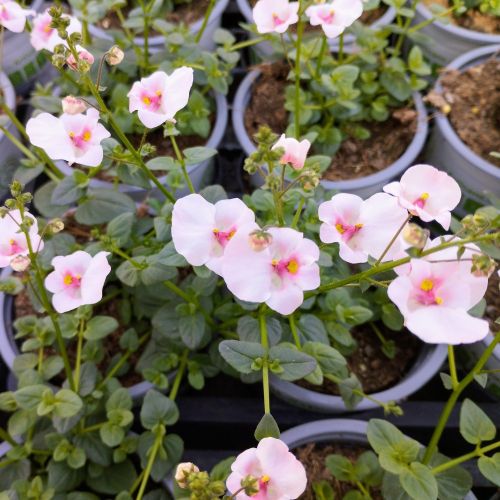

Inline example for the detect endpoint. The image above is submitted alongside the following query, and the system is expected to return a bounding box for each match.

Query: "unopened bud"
[10,180,23,197]
[10,255,30,272]
[106,45,124,66]
[471,254,496,278]
[47,219,65,234]
[402,223,428,249]
[241,475,259,496]
[248,229,273,252]
[62,96,87,115]
[66,48,94,72]
[175,462,199,489]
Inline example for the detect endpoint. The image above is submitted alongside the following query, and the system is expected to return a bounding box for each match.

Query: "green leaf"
[54,390,83,418]
[183,147,217,165]
[210,457,235,482]
[100,423,125,447]
[218,340,265,374]
[367,419,410,454]
[325,454,354,481]
[478,453,500,486]
[179,312,206,350]
[459,399,496,445]
[408,46,431,76]
[268,346,317,381]
[47,460,85,492]
[140,390,179,429]
[75,189,136,224]
[400,463,438,500]
[116,260,142,287]
[254,412,280,441]
[379,440,420,474]
[429,452,472,500]
[107,212,135,246]
[15,385,47,410]
[85,460,137,494]
[312,480,335,500]
[84,316,119,341]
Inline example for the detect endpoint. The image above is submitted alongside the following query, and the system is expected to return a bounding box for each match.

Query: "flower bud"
[10,180,23,197]
[62,96,87,115]
[106,45,124,66]
[10,255,30,272]
[175,462,199,489]
[67,48,94,72]
[241,475,259,496]
[402,223,428,249]
[471,254,496,278]
[248,229,273,252]
[47,218,65,234]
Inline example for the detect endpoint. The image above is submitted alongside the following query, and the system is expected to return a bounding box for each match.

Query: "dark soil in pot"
[97,0,211,34]
[423,0,500,34]
[485,271,499,329]
[297,324,420,395]
[243,63,418,181]
[296,442,382,499]
[434,58,500,167]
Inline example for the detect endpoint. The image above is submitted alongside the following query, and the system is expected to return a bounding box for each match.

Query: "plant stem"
[229,36,268,52]
[73,319,85,391]
[422,333,500,464]
[448,345,459,389]
[195,0,216,43]
[294,0,305,138]
[291,198,305,229]
[169,349,189,401]
[279,34,293,70]
[338,33,344,63]
[259,307,271,414]
[0,428,16,447]
[289,314,301,348]
[375,215,412,265]
[170,135,195,194]
[315,36,328,78]
[135,430,163,500]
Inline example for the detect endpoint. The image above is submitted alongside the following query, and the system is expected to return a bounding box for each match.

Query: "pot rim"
[232,68,429,191]
[433,44,500,179]
[87,0,230,46]
[415,3,500,43]
[56,91,228,193]
[270,342,448,413]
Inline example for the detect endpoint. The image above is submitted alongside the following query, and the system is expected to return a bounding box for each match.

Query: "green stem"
[170,134,195,193]
[195,0,216,43]
[229,36,268,52]
[259,307,271,415]
[291,198,305,229]
[338,33,344,63]
[289,314,301,348]
[135,430,163,500]
[79,422,106,434]
[448,345,459,389]
[375,215,411,266]
[394,0,418,54]
[315,36,328,78]
[73,319,85,391]
[0,428,16,447]
[169,349,189,401]
[422,332,500,464]
[294,0,305,138]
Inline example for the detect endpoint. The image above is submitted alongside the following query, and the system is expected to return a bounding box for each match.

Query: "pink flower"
[0,210,43,269]
[253,0,299,34]
[383,164,461,230]
[61,96,87,115]
[30,9,81,52]
[388,258,489,344]
[227,437,307,500]
[306,0,363,39]
[222,227,320,315]
[0,0,34,33]
[26,108,111,167]
[172,194,258,276]
[66,47,94,71]
[45,251,111,313]
[318,193,408,264]
[128,67,194,129]
[272,134,311,171]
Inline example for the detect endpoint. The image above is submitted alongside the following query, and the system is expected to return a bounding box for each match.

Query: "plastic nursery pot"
[56,92,228,202]
[235,0,396,58]
[0,72,24,203]
[232,69,429,199]
[270,342,447,414]
[87,0,230,51]
[424,45,500,213]
[279,419,478,500]
[413,3,500,65]
[0,269,159,403]
[1,0,50,95]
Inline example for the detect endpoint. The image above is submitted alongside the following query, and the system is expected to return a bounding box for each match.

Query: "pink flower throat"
[413,192,429,209]
[69,129,92,149]
[213,227,236,247]
[7,239,23,256]
[63,272,82,289]
[272,256,300,276]
[415,278,443,306]
[335,221,363,241]
[141,90,162,111]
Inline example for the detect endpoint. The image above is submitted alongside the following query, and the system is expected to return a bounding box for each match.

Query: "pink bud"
[248,229,273,252]
[61,96,87,115]
[106,45,124,66]
[10,255,30,272]
[66,48,94,71]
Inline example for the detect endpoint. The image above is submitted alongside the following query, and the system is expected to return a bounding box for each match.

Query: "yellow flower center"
[142,96,151,105]
[335,223,345,234]
[63,274,74,285]
[261,475,270,483]
[69,131,75,138]
[435,297,443,305]
[420,279,434,292]
[9,239,15,245]
[287,259,299,274]
[82,130,91,142]
[420,192,429,200]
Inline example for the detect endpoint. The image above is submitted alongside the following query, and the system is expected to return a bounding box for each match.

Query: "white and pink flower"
[383,164,461,230]
[61,96,87,115]
[253,0,299,34]
[45,251,111,313]
[306,0,363,39]
[128,67,193,129]
[26,108,111,167]
[0,0,34,33]
[272,134,311,171]
[388,259,489,344]
[0,210,43,269]
[30,9,81,52]
[172,194,258,276]
[222,227,320,315]
[227,437,307,500]
[66,47,94,71]
[318,193,408,264]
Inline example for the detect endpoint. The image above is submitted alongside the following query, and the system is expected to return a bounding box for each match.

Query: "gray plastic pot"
[87,0,229,51]
[0,269,158,403]
[280,419,477,500]
[232,69,429,198]
[235,0,396,58]
[424,45,500,212]
[56,92,228,202]
[270,342,447,413]
[2,0,48,95]
[413,3,500,65]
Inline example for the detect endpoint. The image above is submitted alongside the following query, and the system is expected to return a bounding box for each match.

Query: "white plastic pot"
[56,92,228,202]
[232,69,429,198]
[413,3,500,65]
[88,0,230,51]
[424,45,500,212]
[235,0,396,58]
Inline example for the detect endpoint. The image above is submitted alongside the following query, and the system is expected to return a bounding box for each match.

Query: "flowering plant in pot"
[233,0,432,196]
